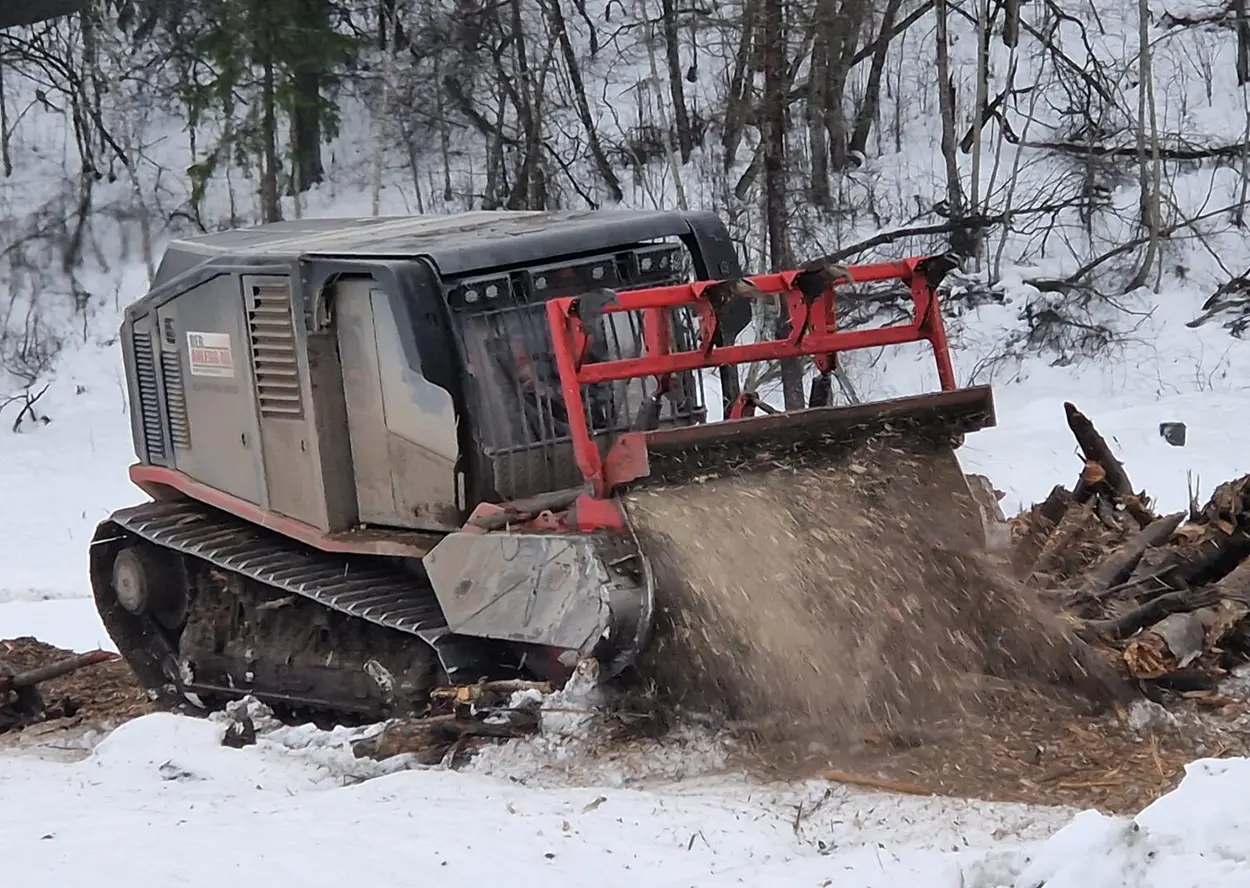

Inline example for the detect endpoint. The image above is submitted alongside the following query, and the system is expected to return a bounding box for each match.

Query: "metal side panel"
[424,532,611,651]
[165,277,266,505]
[242,274,327,529]
[370,289,461,530]
[304,329,359,533]
[334,279,400,524]
[107,499,486,682]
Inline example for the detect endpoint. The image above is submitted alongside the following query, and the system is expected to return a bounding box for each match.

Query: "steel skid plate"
[422,531,655,675]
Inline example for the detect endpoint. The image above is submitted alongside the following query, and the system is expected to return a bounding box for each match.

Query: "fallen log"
[1071,512,1185,606]
[1197,476,1250,530]
[0,650,119,693]
[353,712,540,765]
[466,488,583,531]
[1010,485,1074,579]
[1206,556,1250,604]
[1,649,126,735]
[1072,460,1106,505]
[1172,527,1250,587]
[1125,546,1185,586]
[1064,402,1154,527]
[1151,668,1221,693]
[1093,492,1124,530]
[1087,528,1250,612]
[1038,484,1074,525]
[430,679,552,704]
[1089,587,1219,640]
[1004,464,1250,701]
[0,661,43,733]
[1123,611,1207,678]
[817,768,937,797]
[1064,401,1133,499]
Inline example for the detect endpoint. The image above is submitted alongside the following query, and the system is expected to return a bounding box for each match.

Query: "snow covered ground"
[0,712,1058,888]
[1,282,1248,886]
[3,705,1250,887]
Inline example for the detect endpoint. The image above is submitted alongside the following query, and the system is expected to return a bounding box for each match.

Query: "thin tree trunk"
[504,0,544,209]
[660,0,695,161]
[967,0,990,261]
[820,0,864,173]
[1234,0,1249,225]
[762,0,788,270]
[849,0,905,158]
[761,0,803,409]
[638,0,687,208]
[1127,0,1161,291]
[289,0,327,194]
[434,53,453,202]
[1239,0,1250,84]
[0,54,10,177]
[806,25,831,206]
[257,2,282,222]
[1003,0,1020,47]
[547,0,623,201]
[371,0,404,215]
[721,0,759,172]
[933,0,965,250]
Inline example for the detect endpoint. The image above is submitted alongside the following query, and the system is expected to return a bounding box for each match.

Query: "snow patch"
[0,705,1080,888]
[1006,758,1250,887]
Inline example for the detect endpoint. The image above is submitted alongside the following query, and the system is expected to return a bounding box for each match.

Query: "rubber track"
[108,500,486,682]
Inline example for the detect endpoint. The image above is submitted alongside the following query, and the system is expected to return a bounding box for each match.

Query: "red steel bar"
[545,255,959,494]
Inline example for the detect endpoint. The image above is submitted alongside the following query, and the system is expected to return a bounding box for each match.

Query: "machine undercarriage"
[110,531,442,719]
[91,500,563,719]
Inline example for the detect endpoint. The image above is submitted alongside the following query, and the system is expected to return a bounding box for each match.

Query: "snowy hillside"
[4,1,1250,886]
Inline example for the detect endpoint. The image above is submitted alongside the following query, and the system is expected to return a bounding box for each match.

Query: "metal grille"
[248,284,303,419]
[449,245,704,500]
[160,348,191,450]
[131,329,166,460]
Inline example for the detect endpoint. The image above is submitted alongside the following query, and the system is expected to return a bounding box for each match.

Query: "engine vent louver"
[248,284,303,419]
[131,329,166,460]
[160,348,191,450]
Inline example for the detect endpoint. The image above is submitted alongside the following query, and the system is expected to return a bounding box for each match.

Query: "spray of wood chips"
[625,437,1124,748]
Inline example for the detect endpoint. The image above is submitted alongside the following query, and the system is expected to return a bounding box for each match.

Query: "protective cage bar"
[545,254,961,494]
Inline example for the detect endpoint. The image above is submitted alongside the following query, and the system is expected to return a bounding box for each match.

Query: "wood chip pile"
[0,638,152,734]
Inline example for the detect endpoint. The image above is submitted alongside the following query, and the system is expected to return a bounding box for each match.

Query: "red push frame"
[545,256,959,497]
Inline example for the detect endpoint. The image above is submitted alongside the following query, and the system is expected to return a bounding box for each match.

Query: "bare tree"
[760,0,802,408]
[1126,0,1162,291]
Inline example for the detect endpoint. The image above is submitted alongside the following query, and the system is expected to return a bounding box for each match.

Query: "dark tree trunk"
[288,0,328,194]
[660,0,695,161]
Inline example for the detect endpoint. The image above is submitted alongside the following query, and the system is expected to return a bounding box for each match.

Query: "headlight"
[632,244,684,282]
[454,275,511,308]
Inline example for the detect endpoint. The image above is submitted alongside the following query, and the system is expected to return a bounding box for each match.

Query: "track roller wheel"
[112,544,186,629]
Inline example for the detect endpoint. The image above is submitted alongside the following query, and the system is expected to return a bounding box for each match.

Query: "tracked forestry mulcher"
[89,209,997,723]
